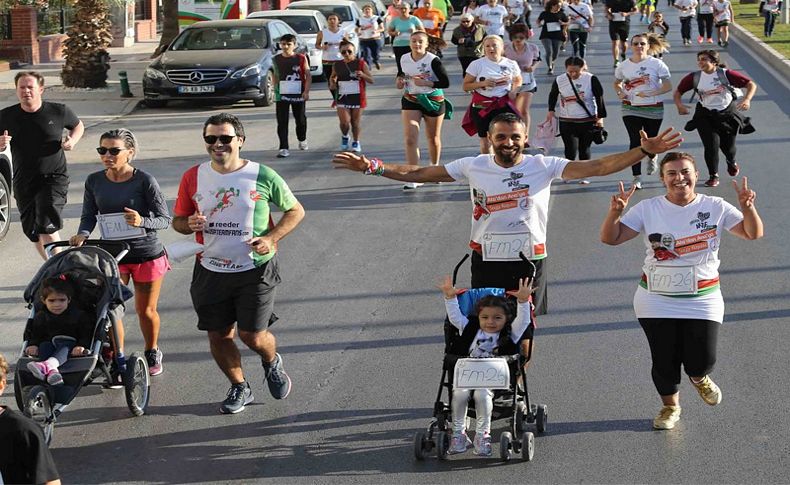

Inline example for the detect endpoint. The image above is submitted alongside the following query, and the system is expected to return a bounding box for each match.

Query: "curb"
[82,98,143,129]
[730,20,790,81]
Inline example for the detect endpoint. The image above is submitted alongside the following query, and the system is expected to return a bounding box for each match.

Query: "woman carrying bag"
[546,57,607,184]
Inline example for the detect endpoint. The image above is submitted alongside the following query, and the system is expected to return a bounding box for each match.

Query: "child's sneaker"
[653,405,681,429]
[298,140,309,150]
[473,432,492,456]
[690,375,722,405]
[27,360,53,382]
[351,141,361,153]
[449,432,471,454]
[46,370,64,386]
[340,135,350,150]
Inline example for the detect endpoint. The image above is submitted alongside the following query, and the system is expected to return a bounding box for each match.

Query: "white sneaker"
[298,140,308,151]
[646,155,658,175]
[402,182,424,190]
[351,141,361,153]
[632,176,643,190]
[277,149,290,158]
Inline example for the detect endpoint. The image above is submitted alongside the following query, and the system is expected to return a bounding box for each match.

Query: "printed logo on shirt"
[689,211,712,230]
[625,73,650,90]
[209,186,240,217]
[472,187,531,220]
[648,227,718,261]
[250,190,263,202]
[501,171,530,190]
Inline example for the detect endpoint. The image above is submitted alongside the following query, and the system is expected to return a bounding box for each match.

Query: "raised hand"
[507,277,534,304]
[732,177,756,209]
[332,151,371,172]
[640,127,683,155]
[437,275,457,300]
[0,130,11,151]
[611,181,637,212]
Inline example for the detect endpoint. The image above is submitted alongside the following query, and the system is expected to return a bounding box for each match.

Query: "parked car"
[0,148,11,242]
[291,0,387,18]
[247,9,328,80]
[285,0,362,49]
[142,19,308,108]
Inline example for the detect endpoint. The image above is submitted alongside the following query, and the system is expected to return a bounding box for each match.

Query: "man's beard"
[494,145,521,166]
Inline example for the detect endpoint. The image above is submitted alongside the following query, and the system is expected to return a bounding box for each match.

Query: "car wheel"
[145,98,167,108]
[0,172,10,242]
[254,70,275,107]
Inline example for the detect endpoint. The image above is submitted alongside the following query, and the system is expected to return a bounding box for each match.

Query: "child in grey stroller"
[14,240,151,444]
[414,254,548,462]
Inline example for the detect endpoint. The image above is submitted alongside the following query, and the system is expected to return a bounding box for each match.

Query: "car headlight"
[144,68,166,80]
[231,64,262,79]
[309,48,322,57]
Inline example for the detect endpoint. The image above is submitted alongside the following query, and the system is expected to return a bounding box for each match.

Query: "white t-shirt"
[764,0,781,14]
[565,2,593,30]
[712,0,731,21]
[357,16,382,39]
[465,57,521,98]
[506,0,526,16]
[699,0,714,13]
[444,154,570,260]
[321,28,345,61]
[695,69,737,111]
[555,72,597,119]
[477,4,509,35]
[614,57,671,106]
[675,0,698,17]
[620,194,743,322]
[400,51,440,95]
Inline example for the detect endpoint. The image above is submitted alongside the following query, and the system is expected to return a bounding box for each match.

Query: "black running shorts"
[471,251,548,316]
[14,173,69,242]
[401,97,446,117]
[470,104,519,138]
[609,21,630,41]
[190,256,281,332]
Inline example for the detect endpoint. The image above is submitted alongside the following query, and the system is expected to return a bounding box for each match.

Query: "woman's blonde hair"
[633,32,670,56]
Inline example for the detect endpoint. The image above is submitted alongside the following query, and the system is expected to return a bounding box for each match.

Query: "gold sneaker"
[653,405,682,430]
[691,375,722,406]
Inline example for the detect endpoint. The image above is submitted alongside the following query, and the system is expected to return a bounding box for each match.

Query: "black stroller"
[13,241,151,444]
[413,254,548,462]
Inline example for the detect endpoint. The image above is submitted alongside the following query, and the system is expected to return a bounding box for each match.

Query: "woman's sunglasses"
[96,147,125,156]
[632,41,647,46]
[341,49,354,54]
[203,135,236,144]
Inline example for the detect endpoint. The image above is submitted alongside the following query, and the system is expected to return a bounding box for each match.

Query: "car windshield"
[170,26,269,50]
[290,5,352,22]
[277,16,320,34]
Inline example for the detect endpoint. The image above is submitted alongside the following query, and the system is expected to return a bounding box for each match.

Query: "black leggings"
[559,120,594,160]
[696,116,738,177]
[393,46,411,75]
[569,31,588,58]
[276,101,307,149]
[639,318,719,396]
[622,115,663,176]
[680,16,693,41]
[698,13,714,39]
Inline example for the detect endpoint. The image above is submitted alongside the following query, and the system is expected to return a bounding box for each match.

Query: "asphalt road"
[1,5,789,483]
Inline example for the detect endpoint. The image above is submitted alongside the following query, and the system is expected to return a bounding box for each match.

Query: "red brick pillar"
[10,6,39,65]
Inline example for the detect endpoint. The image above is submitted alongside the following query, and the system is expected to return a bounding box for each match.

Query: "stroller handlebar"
[45,240,130,263]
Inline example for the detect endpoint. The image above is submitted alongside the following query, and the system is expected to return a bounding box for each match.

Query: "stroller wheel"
[436,431,450,460]
[124,353,150,416]
[536,404,548,434]
[413,431,428,461]
[515,404,527,435]
[24,385,54,445]
[500,431,513,462]
[521,431,535,461]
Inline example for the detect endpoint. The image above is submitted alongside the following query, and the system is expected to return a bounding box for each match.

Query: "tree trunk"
[153,0,180,58]
[60,0,113,88]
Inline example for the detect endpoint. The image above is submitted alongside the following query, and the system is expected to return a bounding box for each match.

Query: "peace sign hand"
[610,181,637,212]
[732,177,756,209]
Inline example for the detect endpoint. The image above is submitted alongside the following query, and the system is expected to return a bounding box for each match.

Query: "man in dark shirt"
[605,0,638,67]
[0,71,84,260]
[0,353,61,485]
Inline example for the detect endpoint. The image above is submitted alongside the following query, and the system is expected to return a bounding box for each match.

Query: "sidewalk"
[0,38,160,127]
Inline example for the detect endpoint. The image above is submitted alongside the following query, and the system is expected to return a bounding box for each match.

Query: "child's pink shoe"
[27,360,52,381]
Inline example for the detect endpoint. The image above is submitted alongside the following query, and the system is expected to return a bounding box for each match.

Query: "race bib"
[279,80,301,95]
[96,213,146,241]
[546,21,561,32]
[611,12,626,21]
[521,71,536,90]
[481,232,533,261]
[338,80,360,95]
[453,358,511,390]
[646,264,698,295]
[422,19,435,29]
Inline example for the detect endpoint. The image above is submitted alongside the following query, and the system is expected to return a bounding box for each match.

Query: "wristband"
[640,147,656,158]
[364,157,385,176]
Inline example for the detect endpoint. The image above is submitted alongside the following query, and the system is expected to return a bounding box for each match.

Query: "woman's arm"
[77,177,99,236]
[315,31,324,49]
[728,178,764,240]
[431,58,450,89]
[600,182,640,245]
[141,175,172,231]
[591,75,607,118]
[547,78,560,111]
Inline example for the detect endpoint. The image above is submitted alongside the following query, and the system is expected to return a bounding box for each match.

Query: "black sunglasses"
[632,41,647,46]
[341,49,354,54]
[96,147,125,155]
[203,135,236,144]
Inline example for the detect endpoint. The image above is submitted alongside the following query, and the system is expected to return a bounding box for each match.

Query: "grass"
[732,1,790,58]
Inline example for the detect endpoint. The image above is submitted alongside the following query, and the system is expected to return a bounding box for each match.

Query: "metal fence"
[37,0,75,36]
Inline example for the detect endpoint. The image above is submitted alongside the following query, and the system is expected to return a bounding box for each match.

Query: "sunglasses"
[203,135,236,145]
[512,35,526,40]
[632,41,647,46]
[341,49,354,54]
[96,147,125,156]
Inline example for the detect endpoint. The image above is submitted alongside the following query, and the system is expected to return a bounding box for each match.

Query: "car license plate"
[178,85,215,93]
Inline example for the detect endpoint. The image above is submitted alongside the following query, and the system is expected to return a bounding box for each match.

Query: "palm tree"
[153,0,179,58]
[60,0,113,88]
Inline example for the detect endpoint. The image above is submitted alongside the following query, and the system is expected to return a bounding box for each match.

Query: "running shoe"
[620,52,627,61]
[698,35,704,43]
[402,182,424,190]
[46,371,64,386]
[351,141,362,153]
[473,432,492,456]
[220,382,254,414]
[263,353,292,400]
[340,135,350,150]
[727,162,740,177]
[27,360,53,382]
[547,66,553,75]
[632,176,643,190]
[690,375,722,405]
[653,405,681,430]
[646,155,658,175]
[145,348,164,376]
[704,176,720,187]
[298,140,309,150]
[707,37,714,43]
[614,59,620,69]
[374,61,381,70]
[277,149,290,158]
[449,432,472,454]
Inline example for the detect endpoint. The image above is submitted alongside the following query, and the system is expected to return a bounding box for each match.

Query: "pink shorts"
[119,254,171,283]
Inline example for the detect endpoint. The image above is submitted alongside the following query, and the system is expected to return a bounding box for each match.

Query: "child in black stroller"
[414,254,548,461]
[13,240,151,444]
